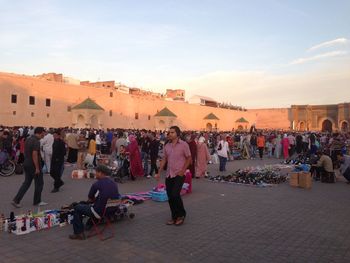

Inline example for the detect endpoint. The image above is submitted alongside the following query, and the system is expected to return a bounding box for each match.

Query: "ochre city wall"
[0,72,291,130]
[249,108,291,130]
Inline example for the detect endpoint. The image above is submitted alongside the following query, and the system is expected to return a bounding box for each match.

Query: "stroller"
[231,150,243,160]
[112,156,130,183]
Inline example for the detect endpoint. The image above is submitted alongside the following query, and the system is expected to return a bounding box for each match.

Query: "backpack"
[15,163,23,174]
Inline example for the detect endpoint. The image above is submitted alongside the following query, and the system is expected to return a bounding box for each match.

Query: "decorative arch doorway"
[299,122,305,131]
[322,119,333,133]
[77,115,85,128]
[159,120,166,130]
[341,121,349,132]
[237,125,243,131]
[90,115,98,129]
[206,123,213,131]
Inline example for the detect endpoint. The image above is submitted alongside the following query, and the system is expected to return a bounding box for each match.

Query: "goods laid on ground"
[0,209,72,236]
[2,169,192,236]
[283,153,318,166]
[208,166,287,187]
[150,185,168,202]
[1,200,134,236]
[71,169,96,179]
[71,159,119,180]
[292,164,311,173]
[93,153,113,167]
[126,182,191,203]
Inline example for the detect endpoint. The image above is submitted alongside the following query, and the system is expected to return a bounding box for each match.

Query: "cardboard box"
[289,172,299,187]
[299,172,312,189]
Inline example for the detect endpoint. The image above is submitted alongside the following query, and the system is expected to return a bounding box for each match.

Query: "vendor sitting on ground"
[311,150,334,182]
[337,153,350,184]
[69,165,120,240]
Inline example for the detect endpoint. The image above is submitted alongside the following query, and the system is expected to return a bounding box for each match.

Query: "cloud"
[308,38,348,52]
[143,60,350,108]
[290,51,347,65]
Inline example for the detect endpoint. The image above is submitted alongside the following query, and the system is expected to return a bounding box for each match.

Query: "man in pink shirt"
[155,126,192,226]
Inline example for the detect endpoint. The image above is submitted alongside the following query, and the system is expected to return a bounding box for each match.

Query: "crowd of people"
[1,124,350,239]
[1,126,350,198]
[1,125,350,184]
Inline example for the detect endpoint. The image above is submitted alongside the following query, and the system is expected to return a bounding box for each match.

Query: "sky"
[0,0,349,108]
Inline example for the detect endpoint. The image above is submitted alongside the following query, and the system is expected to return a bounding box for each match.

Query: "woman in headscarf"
[87,133,97,166]
[126,134,143,180]
[282,134,290,160]
[195,136,210,178]
[275,134,282,159]
[186,134,197,178]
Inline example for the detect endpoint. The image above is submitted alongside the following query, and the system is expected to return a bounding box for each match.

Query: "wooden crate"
[299,172,312,189]
[289,172,299,187]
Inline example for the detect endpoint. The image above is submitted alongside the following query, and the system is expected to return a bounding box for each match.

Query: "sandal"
[174,216,185,226]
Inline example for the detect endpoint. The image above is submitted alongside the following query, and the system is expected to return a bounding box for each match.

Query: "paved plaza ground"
[1,158,350,263]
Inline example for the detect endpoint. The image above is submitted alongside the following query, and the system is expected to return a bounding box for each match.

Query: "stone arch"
[159,120,166,130]
[237,125,244,131]
[318,117,335,132]
[340,120,349,132]
[90,115,98,129]
[322,119,333,133]
[299,121,306,131]
[206,123,213,131]
[77,115,85,128]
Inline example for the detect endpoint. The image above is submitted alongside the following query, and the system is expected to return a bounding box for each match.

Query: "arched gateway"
[322,120,333,133]
[341,121,349,132]
[206,123,213,131]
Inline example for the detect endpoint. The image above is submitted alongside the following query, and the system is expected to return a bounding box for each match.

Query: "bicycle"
[0,150,16,176]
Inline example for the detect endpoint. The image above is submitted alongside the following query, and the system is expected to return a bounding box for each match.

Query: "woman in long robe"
[126,135,143,179]
[282,134,290,160]
[196,137,210,178]
[274,134,282,159]
[186,134,197,178]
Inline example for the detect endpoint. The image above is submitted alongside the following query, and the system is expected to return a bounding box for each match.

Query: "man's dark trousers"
[149,155,158,176]
[72,204,95,234]
[50,161,64,189]
[165,175,186,220]
[13,165,44,205]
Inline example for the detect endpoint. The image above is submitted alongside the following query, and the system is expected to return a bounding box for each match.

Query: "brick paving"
[0,158,350,263]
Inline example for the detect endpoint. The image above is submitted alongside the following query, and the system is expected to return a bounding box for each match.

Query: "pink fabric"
[282,138,290,159]
[184,170,192,193]
[127,141,143,177]
[19,138,25,153]
[196,143,210,177]
[128,135,137,142]
[164,139,191,178]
